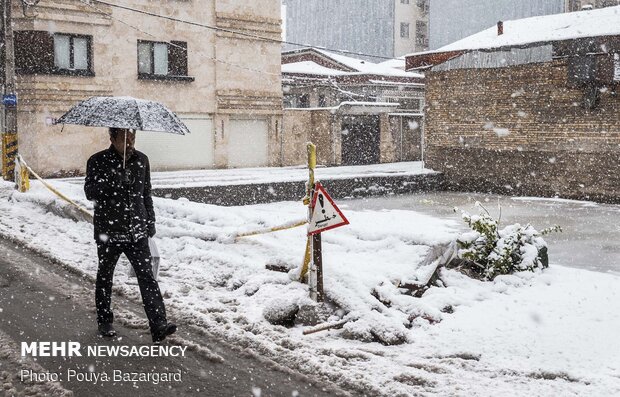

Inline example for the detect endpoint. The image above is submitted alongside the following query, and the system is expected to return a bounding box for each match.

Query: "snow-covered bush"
[455,203,561,280]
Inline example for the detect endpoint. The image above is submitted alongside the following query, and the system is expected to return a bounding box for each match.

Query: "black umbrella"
[55,96,190,135]
[56,96,190,168]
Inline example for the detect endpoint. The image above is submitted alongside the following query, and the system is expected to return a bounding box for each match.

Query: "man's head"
[109,128,136,158]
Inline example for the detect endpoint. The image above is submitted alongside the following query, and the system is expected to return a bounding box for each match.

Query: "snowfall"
[1,169,619,396]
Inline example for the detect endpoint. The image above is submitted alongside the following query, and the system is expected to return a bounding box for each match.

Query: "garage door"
[228,118,269,168]
[137,117,214,170]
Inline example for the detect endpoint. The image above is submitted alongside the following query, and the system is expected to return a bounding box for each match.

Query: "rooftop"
[283,48,423,79]
[407,5,620,57]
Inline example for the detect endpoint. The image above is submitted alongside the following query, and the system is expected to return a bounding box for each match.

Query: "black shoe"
[152,323,177,343]
[98,323,117,337]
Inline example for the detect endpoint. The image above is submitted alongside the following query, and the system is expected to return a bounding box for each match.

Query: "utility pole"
[1,0,18,181]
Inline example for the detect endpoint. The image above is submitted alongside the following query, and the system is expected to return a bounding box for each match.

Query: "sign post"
[299,143,349,302]
[312,233,323,302]
[307,182,349,302]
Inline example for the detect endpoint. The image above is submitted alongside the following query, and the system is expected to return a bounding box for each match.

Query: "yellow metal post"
[299,142,316,280]
[303,142,316,205]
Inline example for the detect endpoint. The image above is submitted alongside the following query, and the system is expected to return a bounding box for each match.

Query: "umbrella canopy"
[55,96,190,135]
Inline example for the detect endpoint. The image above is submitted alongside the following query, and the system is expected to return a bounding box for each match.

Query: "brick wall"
[425,59,620,203]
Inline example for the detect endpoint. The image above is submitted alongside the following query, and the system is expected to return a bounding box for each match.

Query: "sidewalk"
[150,161,433,188]
[150,162,443,205]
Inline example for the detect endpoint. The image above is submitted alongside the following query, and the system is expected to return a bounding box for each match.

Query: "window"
[384,96,421,112]
[298,94,310,108]
[15,31,94,76]
[54,34,90,71]
[283,94,296,108]
[416,20,428,46]
[318,95,327,107]
[283,94,310,108]
[416,0,429,14]
[614,53,620,82]
[401,0,410,3]
[400,23,410,39]
[137,40,193,81]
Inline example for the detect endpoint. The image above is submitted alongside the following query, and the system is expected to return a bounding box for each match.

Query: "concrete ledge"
[152,173,445,206]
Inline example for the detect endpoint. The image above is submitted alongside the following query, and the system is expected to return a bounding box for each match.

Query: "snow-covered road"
[345,192,620,275]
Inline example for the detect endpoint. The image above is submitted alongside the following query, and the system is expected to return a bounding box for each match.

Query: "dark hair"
[109,127,131,139]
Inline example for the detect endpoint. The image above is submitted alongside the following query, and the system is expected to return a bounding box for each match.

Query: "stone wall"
[282,110,311,165]
[425,59,620,202]
[282,109,408,167]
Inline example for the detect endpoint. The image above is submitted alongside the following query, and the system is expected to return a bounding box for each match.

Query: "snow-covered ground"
[1,178,619,396]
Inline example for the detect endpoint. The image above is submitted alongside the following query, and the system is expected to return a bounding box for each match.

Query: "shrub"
[455,203,561,280]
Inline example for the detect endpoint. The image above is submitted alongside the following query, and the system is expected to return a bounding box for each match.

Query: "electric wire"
[89,0,395,61]
[80,0,405,99]
[72,0,416,108]
[79,0,282,77]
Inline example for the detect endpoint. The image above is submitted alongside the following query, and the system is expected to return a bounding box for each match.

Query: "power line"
[90,0,395,61]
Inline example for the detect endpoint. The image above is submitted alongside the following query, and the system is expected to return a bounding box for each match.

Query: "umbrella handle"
[123,130,126,169]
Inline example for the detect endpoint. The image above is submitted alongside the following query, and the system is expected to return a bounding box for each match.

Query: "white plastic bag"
[128,238,160,281]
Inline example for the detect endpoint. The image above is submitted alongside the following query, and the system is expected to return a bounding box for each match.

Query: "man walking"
[85,127,176,343]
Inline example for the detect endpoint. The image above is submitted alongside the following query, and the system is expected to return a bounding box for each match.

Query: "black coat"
[85,145,156,243]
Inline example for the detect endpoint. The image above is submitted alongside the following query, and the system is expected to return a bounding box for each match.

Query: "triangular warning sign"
[308,182,349,235]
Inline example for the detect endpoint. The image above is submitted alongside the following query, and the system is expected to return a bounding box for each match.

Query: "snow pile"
[1,180,619,396]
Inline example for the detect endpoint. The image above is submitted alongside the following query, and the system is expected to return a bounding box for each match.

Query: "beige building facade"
[394,0,429,56]
[10,0,282,176]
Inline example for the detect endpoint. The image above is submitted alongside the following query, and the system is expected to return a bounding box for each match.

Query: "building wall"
[13,0,282,176]
[282,0,395,61]
[282,109,410,166]
[394,0,429,55]
[429,0,565,49]
[282,110,311,165]
[424,59,620,202]
[567,0,620,11]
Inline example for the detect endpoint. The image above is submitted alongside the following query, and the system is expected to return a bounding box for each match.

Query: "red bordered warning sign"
[308,182,349,235]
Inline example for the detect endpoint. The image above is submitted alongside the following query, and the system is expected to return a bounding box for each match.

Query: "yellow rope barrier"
[18,155,94,223]
[234,219,307,239]
[16,155,308,239]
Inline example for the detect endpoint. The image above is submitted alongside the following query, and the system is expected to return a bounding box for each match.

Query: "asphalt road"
[0,238,348,397]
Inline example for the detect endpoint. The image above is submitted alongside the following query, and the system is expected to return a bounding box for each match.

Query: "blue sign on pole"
[3,94,17,107]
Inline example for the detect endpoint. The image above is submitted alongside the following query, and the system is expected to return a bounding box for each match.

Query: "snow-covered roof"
[281,61,349,76]
[407,5,620,57]
[282,48,423,79]
[377,58,407,71]
[312,48,420,77]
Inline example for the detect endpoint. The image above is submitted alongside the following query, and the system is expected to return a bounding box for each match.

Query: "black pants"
[96,238,166,333]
